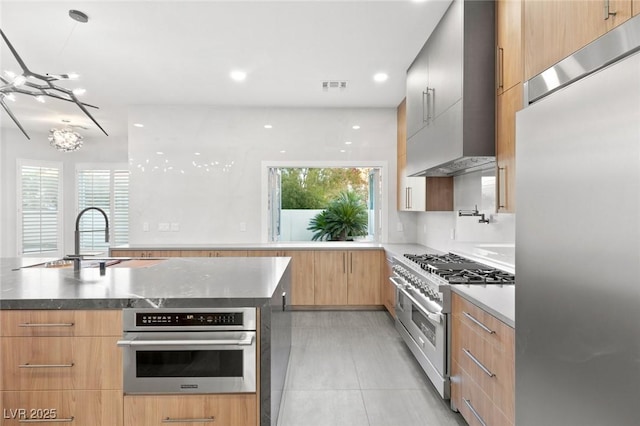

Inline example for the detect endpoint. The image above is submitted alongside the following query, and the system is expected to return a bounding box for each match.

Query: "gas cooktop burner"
[403,253,515,285]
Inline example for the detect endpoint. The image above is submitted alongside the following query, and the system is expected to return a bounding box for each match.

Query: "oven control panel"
[136,312,243,327]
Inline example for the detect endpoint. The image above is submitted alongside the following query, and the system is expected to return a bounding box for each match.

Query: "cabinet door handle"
[162,417,215,423]
[405,187,409,209]
[497,46,504,89]
[463,348,495,378]
[497,166,506,210]
[343,253,346,273]
[19,363,74,368]
[422,88,429,123]
[350,253,353,274]
[463,399,487,426]
[282,291,287,311]
[604,0,617,20]
[463,311,495,334]
[408,187,412,209]
[19,323,74,328]
[19,418,74,423]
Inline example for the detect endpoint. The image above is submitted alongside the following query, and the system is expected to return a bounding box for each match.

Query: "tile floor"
[277,310,467,426]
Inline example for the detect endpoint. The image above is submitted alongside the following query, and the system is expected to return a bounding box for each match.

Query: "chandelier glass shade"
[48,127,83,152]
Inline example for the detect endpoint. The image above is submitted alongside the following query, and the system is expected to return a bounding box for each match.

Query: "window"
[18,161,63,256]
[76,167,130,254]
[267,166,382,242]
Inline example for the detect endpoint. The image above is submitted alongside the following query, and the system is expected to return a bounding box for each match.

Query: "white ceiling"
[1,0,451,140]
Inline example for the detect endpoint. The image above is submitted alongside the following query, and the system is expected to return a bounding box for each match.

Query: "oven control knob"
[206,316,214,323]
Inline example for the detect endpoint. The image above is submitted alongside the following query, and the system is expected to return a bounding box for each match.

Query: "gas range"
[389,251,515,401]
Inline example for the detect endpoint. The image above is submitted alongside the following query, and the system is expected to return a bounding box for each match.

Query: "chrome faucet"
[71,207,110,270]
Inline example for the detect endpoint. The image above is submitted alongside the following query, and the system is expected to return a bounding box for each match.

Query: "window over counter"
[76,165,130,254]
[17,160,63,256]
[265,165,383,242]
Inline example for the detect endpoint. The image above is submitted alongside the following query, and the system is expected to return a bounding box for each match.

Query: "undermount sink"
[25,258,165,269]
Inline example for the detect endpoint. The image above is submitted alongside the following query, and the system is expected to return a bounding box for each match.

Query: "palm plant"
[307,191,368,241]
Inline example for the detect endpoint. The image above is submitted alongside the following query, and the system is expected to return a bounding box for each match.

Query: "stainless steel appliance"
[118,307,257,394]
[516,15,640,426]
[390,253,515,400]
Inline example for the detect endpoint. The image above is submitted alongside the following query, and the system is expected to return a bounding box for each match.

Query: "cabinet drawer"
[1,390,123,426]
[453,295,514,351]
[457,320,514,421]
[124,394,257,426]
[0,310,122,337]
[459,368,512,426]
[1,336,122,391]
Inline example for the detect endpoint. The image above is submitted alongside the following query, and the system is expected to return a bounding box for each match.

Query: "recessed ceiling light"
[67,72,79,80]
[133,123,144,128]
[280,150,286,153]
[373,73,388,82]
[352,125,360,130]
[345,141,352,145]
[264,124,273,129]
[156,151,164,155]
[230,70,247,81]
[194,152,201,156]
[340,149,346,153]
[72,88,86,96]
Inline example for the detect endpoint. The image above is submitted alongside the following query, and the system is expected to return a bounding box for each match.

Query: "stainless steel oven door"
[118,331,256,394]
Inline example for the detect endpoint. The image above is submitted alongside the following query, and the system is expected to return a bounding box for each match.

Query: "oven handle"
[117,334,254,347]
[391,278,443,324]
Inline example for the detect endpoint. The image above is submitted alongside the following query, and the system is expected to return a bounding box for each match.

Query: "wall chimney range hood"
[405,0,495,178]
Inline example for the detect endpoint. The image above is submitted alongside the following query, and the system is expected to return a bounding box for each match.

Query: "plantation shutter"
[77,168,129,254]
[20,164,62,255]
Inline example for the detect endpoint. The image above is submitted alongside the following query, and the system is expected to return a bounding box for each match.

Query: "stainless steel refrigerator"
[515,16,640,426]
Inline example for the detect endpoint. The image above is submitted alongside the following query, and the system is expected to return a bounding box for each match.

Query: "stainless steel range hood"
[406,0,495,178]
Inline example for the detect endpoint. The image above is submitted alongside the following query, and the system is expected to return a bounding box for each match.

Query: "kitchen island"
[0,256,291,426]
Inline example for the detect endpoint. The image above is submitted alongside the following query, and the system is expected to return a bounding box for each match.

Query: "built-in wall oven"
[118,307,256,394]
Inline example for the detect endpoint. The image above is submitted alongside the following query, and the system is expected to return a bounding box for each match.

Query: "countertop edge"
[450,285,515,328]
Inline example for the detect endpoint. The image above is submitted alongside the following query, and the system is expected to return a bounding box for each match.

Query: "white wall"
[0,127,128,256]
[416,168,516,254]
[128,106,415,244]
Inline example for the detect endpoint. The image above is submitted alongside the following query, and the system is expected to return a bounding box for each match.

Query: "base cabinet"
[124,394,257,426]
[1,390,123,426]
[451,293,514,426]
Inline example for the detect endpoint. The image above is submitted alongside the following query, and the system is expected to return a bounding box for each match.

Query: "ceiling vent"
[322,80,348,92]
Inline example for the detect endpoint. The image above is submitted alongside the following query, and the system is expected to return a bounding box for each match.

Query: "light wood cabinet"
[1,336,122,391]
[124,394,256,426]
[181,250,247,257]
[313,250,382,306]
[247,250,315,305]
[451,293,514,426]
[635,0,640,15]
[0,309,121,337]
[496,83,522,213]
[110,249,182,257]
[523,0,632,80]
[497,0,522,94]
[1,390,123,426]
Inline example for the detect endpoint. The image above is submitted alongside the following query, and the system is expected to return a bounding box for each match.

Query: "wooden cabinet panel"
[524,0,632,80]
[347,251,382,305]
[313,251,348,305]
[182,250,247,257]
[1,336,122,391]
[497,0,522,93]
[635,0,640,15]
[124,394,256,426]
[1,390,123,426]
[0,310,121,337]
[425,177,453,211]
[452,293,514,425]
[246,250,282,257]
[496,83,522,213]
[382,257,395,318]
[283,250,315,306]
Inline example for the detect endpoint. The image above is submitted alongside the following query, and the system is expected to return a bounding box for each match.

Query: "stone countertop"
[110,242,386,251]
[0,256,290,310]
[450,285,515,327]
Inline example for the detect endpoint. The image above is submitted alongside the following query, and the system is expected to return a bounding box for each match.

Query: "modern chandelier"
[0,26,108,140]
[48,127,84,152]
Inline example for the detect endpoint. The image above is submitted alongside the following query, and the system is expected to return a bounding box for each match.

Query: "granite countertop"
[0,256,290,310]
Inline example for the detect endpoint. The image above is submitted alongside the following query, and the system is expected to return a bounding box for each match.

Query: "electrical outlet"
[143,222,149,232]
[170,223,180,232]
[158,222,170,232]
[240,222,246,232]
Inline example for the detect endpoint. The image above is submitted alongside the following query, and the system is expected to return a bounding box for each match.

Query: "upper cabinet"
[405,0,495,178]
[523,0,632,80]
[497,0,523,94]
